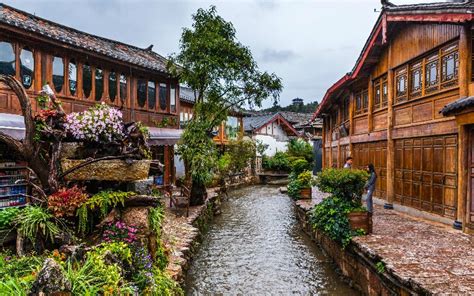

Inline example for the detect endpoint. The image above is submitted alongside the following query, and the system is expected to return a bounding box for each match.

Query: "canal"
[185,185,356,295]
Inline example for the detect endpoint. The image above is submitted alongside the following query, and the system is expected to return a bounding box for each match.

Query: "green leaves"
[314,168,369,204]
[14,206,61,244]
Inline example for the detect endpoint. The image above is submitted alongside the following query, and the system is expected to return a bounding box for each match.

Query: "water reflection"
[185,185,357,295]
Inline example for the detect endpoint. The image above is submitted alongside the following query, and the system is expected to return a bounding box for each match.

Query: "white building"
[243,113,301,157]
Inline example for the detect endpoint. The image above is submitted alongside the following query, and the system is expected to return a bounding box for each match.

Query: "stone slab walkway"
[297,188,474,295]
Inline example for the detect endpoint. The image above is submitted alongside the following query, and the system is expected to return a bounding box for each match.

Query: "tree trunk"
[190,179,206,206]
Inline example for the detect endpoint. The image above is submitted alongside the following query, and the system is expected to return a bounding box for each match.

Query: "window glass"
[0,42,15,76]
[109,71,117,102]
[159,83,167,111]
[82,64,92,98]
[226,116,239,139]
[170,84,176,112]
[374,83,380,107]
[442,52,458,82]
[69,60,77,96]
[20,48,34,89]
[355,94,361,112]
[95,67,103,101]
[410,65,422,95]
[137,79,146,108]
[382,81,388,105]
[362,90,368,110]
[119,74,127,102]
[425,59,438,87]
[52,56,64,93]
[148,81,156,109]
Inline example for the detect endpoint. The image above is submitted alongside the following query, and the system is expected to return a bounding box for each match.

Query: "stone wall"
[294,203,419,296]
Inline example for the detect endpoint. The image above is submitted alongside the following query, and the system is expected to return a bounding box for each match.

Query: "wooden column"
[349,92,355,157]
[368,75,374,132]
[322,117,326,168]
[164,146,170,185]
[386,42,395,207]
[456,25,471,228]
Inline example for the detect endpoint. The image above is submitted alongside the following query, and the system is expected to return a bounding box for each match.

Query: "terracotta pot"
[61,159,151,181]
[348,211,372,234]
[299,187,312,199]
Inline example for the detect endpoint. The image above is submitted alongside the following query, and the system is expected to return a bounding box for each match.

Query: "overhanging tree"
[168,6,282,205]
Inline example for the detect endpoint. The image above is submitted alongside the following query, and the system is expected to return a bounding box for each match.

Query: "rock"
[59,244,90,262]
[126,178,154,195]
[121,207,150,233]
[30,258,71,295]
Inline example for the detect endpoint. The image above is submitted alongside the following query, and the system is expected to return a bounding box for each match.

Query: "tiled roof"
[440,96,474,116]
[243,114,275,132]
[279,111,313,128]
[179,86,196,104]
[385,0,474,13]
[0,3,169,74]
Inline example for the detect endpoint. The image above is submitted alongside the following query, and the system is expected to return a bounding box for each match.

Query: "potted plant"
[297,170,313,199]
[314,168,372,235]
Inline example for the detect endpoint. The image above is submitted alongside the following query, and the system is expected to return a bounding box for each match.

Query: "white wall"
[254,134,288,157]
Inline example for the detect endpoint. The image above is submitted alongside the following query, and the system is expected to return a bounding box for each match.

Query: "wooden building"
[313,1,474,231]
[0,3,180,185]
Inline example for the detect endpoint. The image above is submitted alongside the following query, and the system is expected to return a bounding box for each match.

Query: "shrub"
[0,208,20,230]
[262,151,290,172]
[0,252,45,294]
[48,185,88,218]
[310,196,355,248]
[287,139,313,164]
[297,170,314,188]
[14,206,61,244]
[290,158,310,176]
[314,168,368,204]
[226,139,256,173]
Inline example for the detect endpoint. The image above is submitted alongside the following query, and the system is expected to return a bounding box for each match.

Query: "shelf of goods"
[0,162,29,209]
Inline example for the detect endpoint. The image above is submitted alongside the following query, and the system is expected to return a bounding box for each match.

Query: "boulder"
[30,258,71,295]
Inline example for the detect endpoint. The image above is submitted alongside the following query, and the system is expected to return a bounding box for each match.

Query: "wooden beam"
[386,41,395,205]
[368,75,374,132]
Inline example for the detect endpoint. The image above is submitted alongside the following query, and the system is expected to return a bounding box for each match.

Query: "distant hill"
[260,100,319,114]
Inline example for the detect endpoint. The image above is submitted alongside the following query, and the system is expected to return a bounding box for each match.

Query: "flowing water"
[185,185,357,295]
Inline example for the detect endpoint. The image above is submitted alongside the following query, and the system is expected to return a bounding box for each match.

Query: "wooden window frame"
[395,66,408,103]
[394,40,459,105]
[136,78,159,112]
[18,45,35,91]
[354,89,369,115]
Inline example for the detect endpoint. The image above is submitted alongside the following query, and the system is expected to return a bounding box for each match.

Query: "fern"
[77,191,136,235]
[148,205,165,238]
[14,206,61,243]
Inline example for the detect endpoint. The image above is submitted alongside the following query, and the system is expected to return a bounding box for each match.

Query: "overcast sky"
[6,0,446,109]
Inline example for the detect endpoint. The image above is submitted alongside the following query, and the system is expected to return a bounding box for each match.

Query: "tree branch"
[0,75,35,148]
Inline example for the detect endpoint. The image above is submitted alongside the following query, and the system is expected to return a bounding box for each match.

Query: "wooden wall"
[321,22,469,221]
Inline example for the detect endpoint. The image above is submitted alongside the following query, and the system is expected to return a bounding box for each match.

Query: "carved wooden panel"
[394,107,412,126]
[353,117,369,135]
[394,135,457,218]
[412,102,432,123]
[352,141,387,200]
[373,112,387,131]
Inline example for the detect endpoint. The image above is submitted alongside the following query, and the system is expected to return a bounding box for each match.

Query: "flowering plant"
[64,103,124,142]
[47,185,88,218]
[103,221,138,243]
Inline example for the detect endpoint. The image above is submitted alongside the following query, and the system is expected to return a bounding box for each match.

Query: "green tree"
[168,6,282,205]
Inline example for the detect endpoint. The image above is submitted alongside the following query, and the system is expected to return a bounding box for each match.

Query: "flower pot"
[299,187,312,199]
[348,211,372,234]
[61,159,151,181]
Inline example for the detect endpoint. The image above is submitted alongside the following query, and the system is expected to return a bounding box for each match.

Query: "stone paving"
[162,188,220,282]
[297,187,474,295]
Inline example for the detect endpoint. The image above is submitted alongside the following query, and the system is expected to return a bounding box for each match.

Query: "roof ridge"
[0,2,168,63]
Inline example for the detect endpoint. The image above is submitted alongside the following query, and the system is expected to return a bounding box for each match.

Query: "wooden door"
[469,128,474,223]
[394,135,457,218]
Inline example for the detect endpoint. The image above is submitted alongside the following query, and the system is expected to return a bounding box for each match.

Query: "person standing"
[343,157,353,169]
[365,164,377,214]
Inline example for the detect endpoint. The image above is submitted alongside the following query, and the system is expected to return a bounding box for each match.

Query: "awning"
[147,127,183,146]
[0,113,25,140]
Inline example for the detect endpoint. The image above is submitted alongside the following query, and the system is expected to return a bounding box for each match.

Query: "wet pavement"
[296,188,474,295]
[185,185,356,295]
